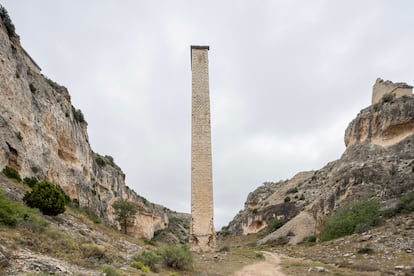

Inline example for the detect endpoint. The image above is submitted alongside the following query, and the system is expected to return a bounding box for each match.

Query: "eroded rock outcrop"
[0,15,185,239]
[227,81,414,245]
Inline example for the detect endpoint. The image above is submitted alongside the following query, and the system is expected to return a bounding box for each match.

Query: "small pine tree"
[112,199,137,234]
[23,180,66,216]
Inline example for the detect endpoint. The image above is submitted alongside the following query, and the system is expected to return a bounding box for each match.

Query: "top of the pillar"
[191,45,210,50]
[190,46,210,70]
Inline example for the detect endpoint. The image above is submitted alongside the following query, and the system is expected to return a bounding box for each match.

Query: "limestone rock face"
[227,87,414,245]
[345,96,414,147]
[0,17,177,238]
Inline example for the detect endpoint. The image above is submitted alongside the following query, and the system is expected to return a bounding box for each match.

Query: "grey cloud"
[3,0,414,227]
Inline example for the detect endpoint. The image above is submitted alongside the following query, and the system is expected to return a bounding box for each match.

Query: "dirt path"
[232,251,285,276]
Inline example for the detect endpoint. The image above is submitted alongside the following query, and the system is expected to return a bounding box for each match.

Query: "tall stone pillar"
[190,45,215,252]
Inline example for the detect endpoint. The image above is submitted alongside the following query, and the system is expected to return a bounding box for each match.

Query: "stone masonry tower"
[190,45,215,252]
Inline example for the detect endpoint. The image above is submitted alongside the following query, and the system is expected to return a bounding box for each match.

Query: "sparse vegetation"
[81,243,111,263]
[112,199,137,234]
[299,194,305,200]
[101,265,121,276]
[72,105,85,123]
[357,246,374,255]
[286,187,298,194]
[269,218,284,231]
[44,75,60,90]
[16,131,23,141]
[381,93,395,103]
[133,250,161,272]
[29,83,36,93]
[132,261,151,272]
[95,155,106,167]
[255,252,265,259]
[2,166,21,182]
[0,4,17,38]
[266,236,289,246]
[158,245,193,270]
[0,188,45,227]
[318,198,381,241]
[95,154,116,167]
[395,191,414,214]
[23,180,66,216]
[23,176,38,188]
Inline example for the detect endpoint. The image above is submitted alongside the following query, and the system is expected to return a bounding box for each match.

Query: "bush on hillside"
[158,245,193,270]
[133,250,161,272]
[23,180,66,216]
[395,191,414,214]
[286,187,298,194]
[23,176,38,188]
[2,166,21,182]
[318,198,381,242]
[101,265,121,276]
[0,188,48,231]
[269,218,284,231]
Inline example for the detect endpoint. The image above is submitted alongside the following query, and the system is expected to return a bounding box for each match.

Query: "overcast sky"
[2,1,414,228]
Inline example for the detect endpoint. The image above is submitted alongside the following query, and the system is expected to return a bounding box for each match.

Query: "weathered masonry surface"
[372,78,413,105]
[190,45,215,252]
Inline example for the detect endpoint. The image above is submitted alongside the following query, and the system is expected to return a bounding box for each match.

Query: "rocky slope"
[0,9,187,239]
[227,83,414,245]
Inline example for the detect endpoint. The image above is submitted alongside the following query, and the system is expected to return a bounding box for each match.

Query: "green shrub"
[395,192,414,214]
[31,166,39,173]
[23,180,66,216]
[305,235,316,243]
[381,93,395,103]
[101,265,121,276]
[44,76,60,90]
[29,83,36,93]
[319,198,381,242]
[0,5,17,38]
[357,246,374,255]
[266,236,289,246]
[2,166,21,182]
[16,131,23,141]
[299,194,305,200]
[286,187,298,194]
[23,176,38,188]
[284,196,291,202]
[82,207,101,224]
[132,260,144,269]
[82,243,110,263]
[141,265,150,273]
[133,250,161,271]
[105,155,115,165]
[95,155,106,167]
[0,188,47,229]
[72,106,85,123]
[158,245,193,270]
[269,218,284,231]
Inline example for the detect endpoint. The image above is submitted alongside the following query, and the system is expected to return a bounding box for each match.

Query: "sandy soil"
[232,251,285,276]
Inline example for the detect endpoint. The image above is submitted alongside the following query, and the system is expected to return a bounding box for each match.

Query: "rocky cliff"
[227,83,414,245]
[0,12,184,239]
